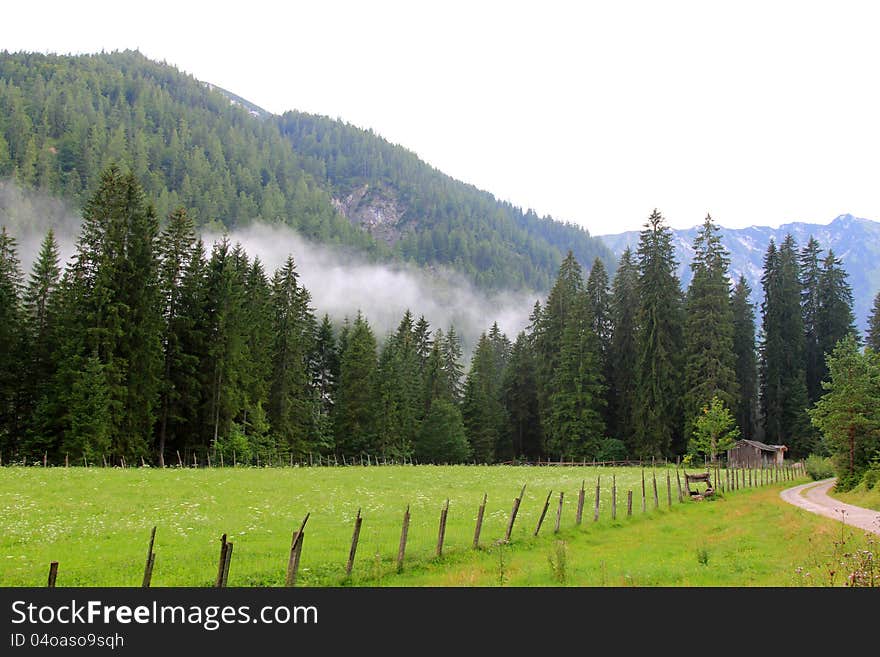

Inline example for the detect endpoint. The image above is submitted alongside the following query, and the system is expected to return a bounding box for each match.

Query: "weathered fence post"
[284,513,310,586]
[593,476,601,522]
[652,464,659,509]
[611,475,617,520]
[676,467,683,502]
[346,509,362,577]
[142,526,157,587]
[473,493,487,549]
[215,534,229,587]
[576,480,585,525]
[667,471,672,508]
[554,492,564,533]
[504,485,526,543]
[176,450,182,467]
[47,561,58,587]
[397,505,411,572]
[436,499,450,557]
[627,490,633,518]
[641,468,647,513]
[534,490,553,536]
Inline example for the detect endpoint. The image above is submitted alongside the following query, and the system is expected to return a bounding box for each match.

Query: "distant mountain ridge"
[598,214,880,334]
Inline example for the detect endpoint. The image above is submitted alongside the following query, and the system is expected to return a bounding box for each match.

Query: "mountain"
[0,49,612,293]
[598,214,880,334]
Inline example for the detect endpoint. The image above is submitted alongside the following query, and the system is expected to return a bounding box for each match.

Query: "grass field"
[0,463,861,587]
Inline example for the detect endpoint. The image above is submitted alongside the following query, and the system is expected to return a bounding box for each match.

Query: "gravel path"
[780,478,880,536]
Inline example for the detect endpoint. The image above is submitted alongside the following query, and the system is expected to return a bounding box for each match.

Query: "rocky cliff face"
[331,184,408,246]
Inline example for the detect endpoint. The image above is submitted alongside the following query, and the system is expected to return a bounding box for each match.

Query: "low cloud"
[216,223,538,355]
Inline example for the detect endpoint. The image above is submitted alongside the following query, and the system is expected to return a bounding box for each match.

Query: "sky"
[3,1,880,235]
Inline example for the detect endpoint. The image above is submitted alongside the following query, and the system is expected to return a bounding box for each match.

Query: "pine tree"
[268,255,316,458]
[441,325,465,403]
[334,312,378,457]
[731,275,758,441]
[634,210,684,458]
[156,208,199,466]
[682,216,738,441]
[816,249,858,380]
[374,311,422,459]
[800,236,823,404]
[53,165,163,462]
[311,314,338,452]
[20,229,62,457]
[867,291,880,352]
[608,247,639,453]
[534,251,605,458]
[586,257,613,431]
[760,235,811,456]
[0,226,24,454]
[413,399,470,464]
[462,330,508,463]
[500,331,543,460]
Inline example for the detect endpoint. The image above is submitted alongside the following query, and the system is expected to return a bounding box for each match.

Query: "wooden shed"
[726,439,786,468]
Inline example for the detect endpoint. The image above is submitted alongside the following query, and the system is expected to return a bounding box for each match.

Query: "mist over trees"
[0,171,864,471]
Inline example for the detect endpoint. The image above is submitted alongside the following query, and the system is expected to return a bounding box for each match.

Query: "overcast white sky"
[4,1,879,235]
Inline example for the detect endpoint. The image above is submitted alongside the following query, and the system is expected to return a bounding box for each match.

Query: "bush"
[804,454,834,481]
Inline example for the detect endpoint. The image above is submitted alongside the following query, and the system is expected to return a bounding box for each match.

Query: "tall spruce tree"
[586,257,613,430]
[0,226,24,454]
[534,251,606,458]
[311,314,338,452]
[374,311,422,459]
[54,165,163,462]
[500,331,543,460]
[800,236,823,404]
[760,235,811,456]
[867,291,880,352]
[731,275,758,441]
[634,210,684,458]
[333,312,378,457]
[268,255,316,458]
[816,249,858,378]
[156,208,200,466]
[20,229,62,457]
[608,247,639,453]
[682,216,738,441]
[462,327,509,463]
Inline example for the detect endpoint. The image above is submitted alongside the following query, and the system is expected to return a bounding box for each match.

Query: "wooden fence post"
[676,467,683,502]
[504,485,526,543]
[473,494,487,549]
[641,468,647,512]
[652,466,659,509]
[667,471,672,509]
[576,480,585,525]
[47,561,58,587]
[65,453,69,468]
[215,534,229,587]
[397,505,410,572]
[534,490,553,536]
[627,490,633,518]
[593,476,601,522]
[554,492,564,533]
[346,509,362,577]
[436,499,450,557]
[611,475,617,520]
[142,526,157,587]
[284,513,310,586]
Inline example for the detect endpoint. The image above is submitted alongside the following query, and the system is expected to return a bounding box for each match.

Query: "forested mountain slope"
[0,49,612,291]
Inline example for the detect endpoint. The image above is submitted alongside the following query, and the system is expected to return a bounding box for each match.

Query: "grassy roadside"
[828,482,880,512]
[0,465,859,587]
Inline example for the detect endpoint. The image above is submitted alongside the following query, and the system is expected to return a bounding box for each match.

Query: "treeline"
[0,168,864,468]
[0,49,611,294]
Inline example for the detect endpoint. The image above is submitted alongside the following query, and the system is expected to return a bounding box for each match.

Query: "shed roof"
[731,439,787,452]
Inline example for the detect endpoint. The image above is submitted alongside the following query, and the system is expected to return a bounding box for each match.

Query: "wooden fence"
[39,461,806,587]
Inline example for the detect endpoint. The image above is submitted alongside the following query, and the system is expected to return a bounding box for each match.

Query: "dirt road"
[780,478,880,536]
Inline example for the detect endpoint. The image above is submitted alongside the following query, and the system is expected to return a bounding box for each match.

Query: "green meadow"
[0,464,857,587]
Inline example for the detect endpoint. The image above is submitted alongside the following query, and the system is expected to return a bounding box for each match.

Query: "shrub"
[804,454,834,481]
